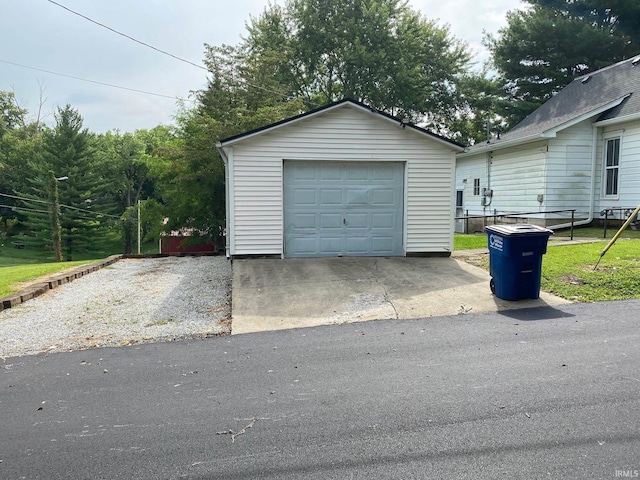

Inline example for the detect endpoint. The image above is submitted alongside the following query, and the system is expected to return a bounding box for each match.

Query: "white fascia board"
[593,110,640,127]
[215,142,228,163]
[540,95,630,137]
[457,134,542,157]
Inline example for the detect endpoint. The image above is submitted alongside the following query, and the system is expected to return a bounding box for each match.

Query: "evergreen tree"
[486,0,640,127]
[21,105,107,260]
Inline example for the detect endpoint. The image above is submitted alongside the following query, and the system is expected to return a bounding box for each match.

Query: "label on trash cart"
[489,234,504,252]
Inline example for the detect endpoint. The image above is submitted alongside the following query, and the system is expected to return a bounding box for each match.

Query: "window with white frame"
[604,136,620,196]
[473,178,480,196]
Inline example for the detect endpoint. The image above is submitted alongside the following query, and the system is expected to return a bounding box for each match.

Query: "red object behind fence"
[160,236,216,254]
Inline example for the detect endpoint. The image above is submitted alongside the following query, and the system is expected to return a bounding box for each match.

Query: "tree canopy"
[202,0,471,132]
[486,0,640,127]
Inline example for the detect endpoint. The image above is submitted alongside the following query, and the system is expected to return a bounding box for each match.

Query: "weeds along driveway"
[0,256,231,358]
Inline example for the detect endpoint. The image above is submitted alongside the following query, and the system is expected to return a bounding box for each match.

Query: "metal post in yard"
[603,209,608,239]
[570,210,574,240]
[465,210,469,234]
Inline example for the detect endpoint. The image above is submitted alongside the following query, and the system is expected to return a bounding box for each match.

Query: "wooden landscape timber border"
[0,252,221,312]
[0,255,123,312]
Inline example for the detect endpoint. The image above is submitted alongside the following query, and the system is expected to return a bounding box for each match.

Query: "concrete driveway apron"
[230,256,570,334]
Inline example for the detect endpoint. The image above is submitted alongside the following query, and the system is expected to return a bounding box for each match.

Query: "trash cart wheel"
[490,278,496,295]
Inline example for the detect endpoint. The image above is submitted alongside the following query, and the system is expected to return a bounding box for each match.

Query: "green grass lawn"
[0,261,95,297]
[0,236,160,298]
[460,235,640,302]
[454,224,640,250]
[553,226,640,239]
[454,234,488,250]
[542,240,640,302]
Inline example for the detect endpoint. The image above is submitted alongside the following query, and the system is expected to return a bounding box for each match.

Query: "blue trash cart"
[485,224,554,301]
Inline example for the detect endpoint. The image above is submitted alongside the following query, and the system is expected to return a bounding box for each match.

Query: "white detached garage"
[216,99,463,259]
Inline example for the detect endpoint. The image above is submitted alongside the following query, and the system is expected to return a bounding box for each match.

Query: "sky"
[1,0,524,133]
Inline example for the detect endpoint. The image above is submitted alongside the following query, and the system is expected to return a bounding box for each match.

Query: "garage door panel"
[372,237,395,253]
[371,212,395,229]
[290,162,318,180]
[345,236,369,255]
[285,161,404,257]
[372,165,397,180]
[293,213,316,229]
[320,189,342,205]
[294,237,318,254]
[319,237,342,255]
[320,164,342,180]
[346,189,369,205]
[345,213,368,228]
[320,213,343,229]
[371,188,396,205]
[293,188,317,206]
[346,165,369,181]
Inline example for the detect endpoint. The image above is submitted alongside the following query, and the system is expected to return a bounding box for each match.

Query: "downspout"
[548,124,598,230]
[216,143,231,259]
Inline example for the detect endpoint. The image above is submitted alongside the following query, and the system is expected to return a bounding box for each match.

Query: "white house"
[456,55,640,232]
[216,99,464,259]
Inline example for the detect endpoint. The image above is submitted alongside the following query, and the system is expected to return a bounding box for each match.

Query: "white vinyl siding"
[489,142,547,214]
[455,154,487,216]
[227,105,457,256]
[595,120,640,210]
[545,120,594,219]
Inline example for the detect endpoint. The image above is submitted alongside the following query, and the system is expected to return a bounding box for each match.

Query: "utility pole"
[137,199,141,255]
[49,171,67,262]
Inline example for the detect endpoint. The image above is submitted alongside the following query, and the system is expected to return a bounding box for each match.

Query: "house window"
[604,137,620,196]
[473,178,480,196]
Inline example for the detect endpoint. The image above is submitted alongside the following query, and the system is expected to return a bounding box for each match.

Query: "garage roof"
[217,98,465,151]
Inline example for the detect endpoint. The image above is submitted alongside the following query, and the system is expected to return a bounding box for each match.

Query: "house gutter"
[216,142,231,259]
[458,134,542,158]
[547,124,599,230]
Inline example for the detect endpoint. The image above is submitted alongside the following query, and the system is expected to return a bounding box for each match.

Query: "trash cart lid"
[485,224,554,236]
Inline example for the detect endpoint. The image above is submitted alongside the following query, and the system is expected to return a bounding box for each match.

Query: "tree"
[0,91,46,230]
[227,0,471,129]
[95,129,158,253]
[446,72,510,145]
[145,111,227,242]
[168,0,474,237]
[486,0,640,127]
[21,105,106,260]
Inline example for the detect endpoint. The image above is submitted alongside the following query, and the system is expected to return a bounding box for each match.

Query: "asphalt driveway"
[231,256,570,334]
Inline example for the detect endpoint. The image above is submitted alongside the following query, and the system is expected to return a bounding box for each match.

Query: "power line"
[47,0,305,102]
[0,59,188,101]
[48,0,207,72]
[0,204,50,214]
[0,203,110,222]
[0,192,121,219]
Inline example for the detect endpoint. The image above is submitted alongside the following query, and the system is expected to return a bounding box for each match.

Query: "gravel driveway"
[0,256,232,358]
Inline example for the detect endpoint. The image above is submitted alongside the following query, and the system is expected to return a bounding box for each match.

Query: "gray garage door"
[284,161,404,258]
